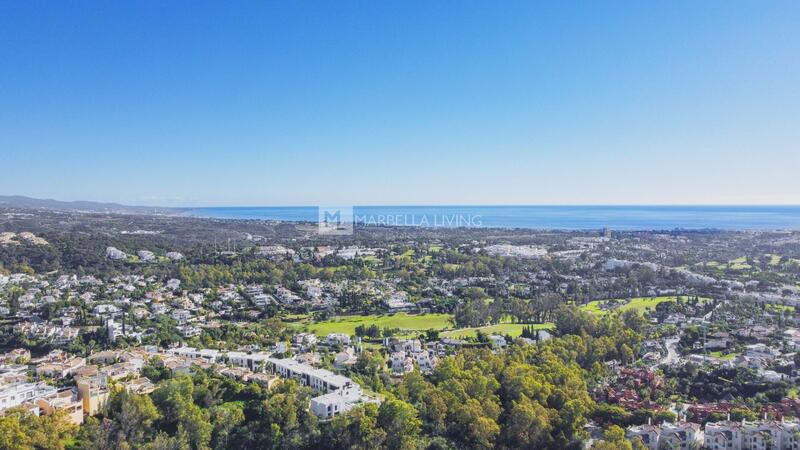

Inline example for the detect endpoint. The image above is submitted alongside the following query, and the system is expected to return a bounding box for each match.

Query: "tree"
[104,390,161,447]
[210,402,244,449]
[592,404,630,427]
[142,357,173,382]
[553,307,597,337]
[591,425,633,450]
[253,380,320,448]
[0,407,77,450]
[322,403,386,450]
[377,398,422,450]
[151,376,212,450]
[502,397,553,449]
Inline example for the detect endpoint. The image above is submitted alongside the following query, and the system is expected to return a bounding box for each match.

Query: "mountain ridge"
[0,195,177,214]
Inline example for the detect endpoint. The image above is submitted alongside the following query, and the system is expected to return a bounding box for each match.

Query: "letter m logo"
[318,206,353,235]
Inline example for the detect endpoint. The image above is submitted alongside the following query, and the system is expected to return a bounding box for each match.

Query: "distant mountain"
[0,195,178,214]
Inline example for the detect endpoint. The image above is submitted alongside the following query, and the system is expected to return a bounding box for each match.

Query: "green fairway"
[440,323,553,339]
[359,255,380,263]
[581,296,707,316]
[767,303,795,313]
[393,249,415,262]
[728,257,752,270]
[700,258,752,270]
[295,313,453,337]
[708,351,738,360]
[292,313,554,340]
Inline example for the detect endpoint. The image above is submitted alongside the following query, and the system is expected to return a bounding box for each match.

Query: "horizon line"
[4,194,800,209]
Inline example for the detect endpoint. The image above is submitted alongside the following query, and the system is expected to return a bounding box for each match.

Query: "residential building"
[36,389,84,425]
[704,419,800,450]
[75,376,110,416]
[0,382,57,412]
[310,384,374,419]
[326,333,351,346]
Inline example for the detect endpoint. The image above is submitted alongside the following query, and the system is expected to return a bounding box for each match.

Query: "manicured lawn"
[295,313,453,337]
[581,300,608,315]
[709,351,738,360]
[292,312,553,340]
[767,303,795,313]
[700,258,752,270]
[728,257,751,270]
[581,296,708,316]
[394,249,415,261]
[440,323,553,339]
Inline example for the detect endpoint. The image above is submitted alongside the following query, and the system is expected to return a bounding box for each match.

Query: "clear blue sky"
[1,1,798,206]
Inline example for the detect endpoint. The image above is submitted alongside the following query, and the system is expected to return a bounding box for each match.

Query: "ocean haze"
[3,195,799,230]
[185,205,800,231]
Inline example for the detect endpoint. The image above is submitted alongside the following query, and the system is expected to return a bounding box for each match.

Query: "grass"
[293,313,453,337]
[767,303,795,313]
[291,312,553,340]
[393,249,415,262]
[699,257,752,271]
[728,257,752,270]
[581,296,708,316]
[708,351,738,360]
[440,322,553,339]
[788,387,798,399]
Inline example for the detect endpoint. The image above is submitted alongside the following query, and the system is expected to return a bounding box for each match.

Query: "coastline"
[180,205,800,231]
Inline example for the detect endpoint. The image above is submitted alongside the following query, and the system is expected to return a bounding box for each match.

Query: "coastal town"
[3,0,798,447]
[1,208,800,449]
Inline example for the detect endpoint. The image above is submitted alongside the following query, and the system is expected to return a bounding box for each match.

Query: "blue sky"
[1,1,798,206]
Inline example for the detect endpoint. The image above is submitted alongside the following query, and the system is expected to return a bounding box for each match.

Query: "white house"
[333,348,359,369]
[310,384,371,419]
[137,250,156,262]
[658,422,703,450]
[412,350,437,373]
[0,382,57,412]
[704,419,800,450]
[489,335,507,348]
[171,309,192,325]
[266,357,353,393]
[326,333,351,346]
[226,351,272,372]
[391,352,414,375]
[293,333,318,348]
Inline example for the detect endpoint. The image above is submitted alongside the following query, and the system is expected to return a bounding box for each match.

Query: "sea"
[183,205,800,231]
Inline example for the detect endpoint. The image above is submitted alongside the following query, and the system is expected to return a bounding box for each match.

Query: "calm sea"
[183,205,800,231]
